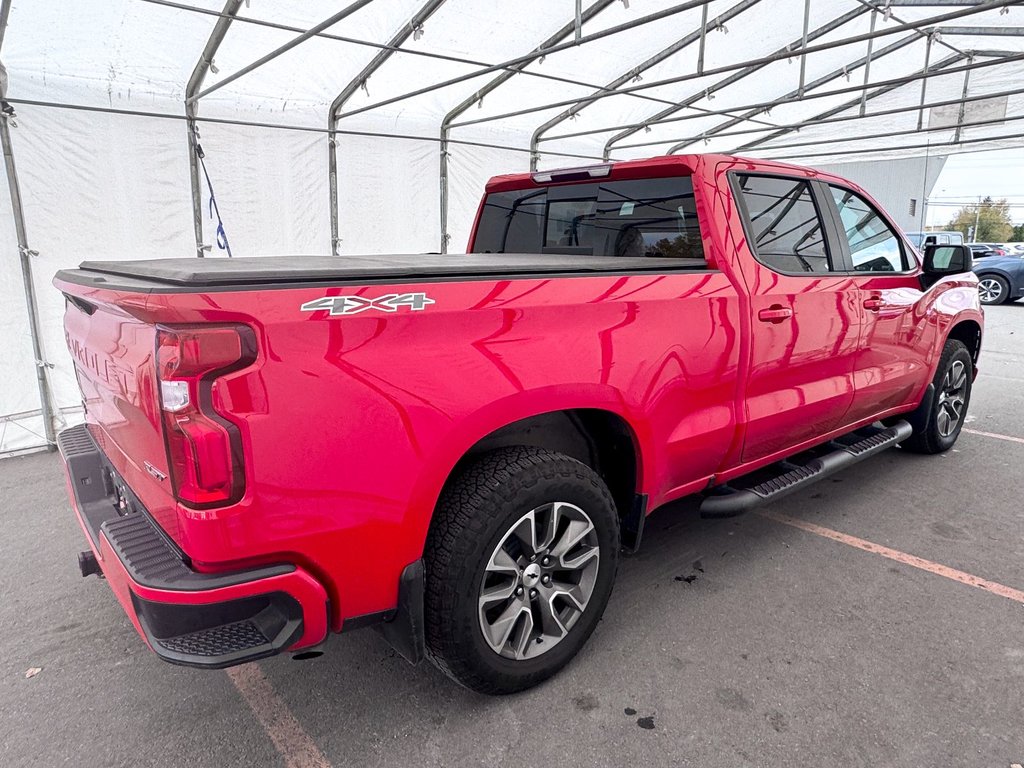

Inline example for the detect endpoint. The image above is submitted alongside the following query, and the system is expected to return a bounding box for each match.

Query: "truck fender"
[404,385,648,556]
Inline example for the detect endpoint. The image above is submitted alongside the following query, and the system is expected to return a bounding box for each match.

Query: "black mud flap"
[906,384,935,435]
[376,559,425,665]
[620,494,648,554]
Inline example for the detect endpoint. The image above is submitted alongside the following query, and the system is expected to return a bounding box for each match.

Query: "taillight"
[155,325,256,508]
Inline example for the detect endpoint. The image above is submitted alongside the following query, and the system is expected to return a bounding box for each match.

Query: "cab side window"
[735,174,832,274]
[829,186,909,272]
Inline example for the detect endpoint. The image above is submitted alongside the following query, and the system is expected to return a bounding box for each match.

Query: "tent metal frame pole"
[189,0,375,104]
[612,84,1024,149]
[731,52,966,152]
[860,10,878,115]
[442,0,1012,131]
[598,7,869,156]
[972,48,1024,56]
[938,25,1024,35]
[336,0,723,122]
[697,3,709,73]
[654,0,968,154]
[0,121,58,449]
[185,0,244,259]
[731,52,963,152]
[798,0,811,96]
[0,1,57,450]
[886,1,992,5]
[546,48,1018,147]
[667,42,960,152]
[954,55,974,143]
[755,129,1024,161]
[0,0,8,51]
[141,0,718,99]
[855,0,969,57]
[439,0,617,253]
[917,32,935,130]
[664,0,964,154]
[328,0,449,257]
[4,96,617,163]
[724,111,1024,155]
[529,0,768,170]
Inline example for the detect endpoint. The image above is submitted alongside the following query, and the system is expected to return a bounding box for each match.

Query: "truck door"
[819,184,935,422]
[729,172,860,463]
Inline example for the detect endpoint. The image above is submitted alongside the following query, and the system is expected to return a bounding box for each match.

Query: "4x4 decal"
[300,293,435,316]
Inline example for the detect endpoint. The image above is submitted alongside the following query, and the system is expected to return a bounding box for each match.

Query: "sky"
[926,147,1024,229]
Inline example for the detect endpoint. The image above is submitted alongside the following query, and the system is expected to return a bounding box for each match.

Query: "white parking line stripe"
[227,663,332,768]
[760,510,1024,606]
[963,428,1024,445]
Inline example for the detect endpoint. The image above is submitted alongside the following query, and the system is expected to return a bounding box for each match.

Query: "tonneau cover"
[70,253,703,288]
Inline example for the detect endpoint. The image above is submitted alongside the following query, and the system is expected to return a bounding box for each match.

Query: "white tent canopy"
[1,0,1022,454]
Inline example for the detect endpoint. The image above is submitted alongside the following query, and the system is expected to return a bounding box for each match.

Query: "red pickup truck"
[54,154,982,694]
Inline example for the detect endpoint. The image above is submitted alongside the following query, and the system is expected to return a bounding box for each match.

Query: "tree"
[945,197,1013,242]
[1011,223,1024,242]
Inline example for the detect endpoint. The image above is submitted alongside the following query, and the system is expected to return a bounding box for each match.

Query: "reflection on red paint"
[54,154,984,631]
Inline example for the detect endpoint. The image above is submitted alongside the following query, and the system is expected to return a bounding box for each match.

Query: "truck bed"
[60,253,705,290]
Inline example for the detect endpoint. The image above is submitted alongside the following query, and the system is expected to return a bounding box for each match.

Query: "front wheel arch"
[946,318,982,368]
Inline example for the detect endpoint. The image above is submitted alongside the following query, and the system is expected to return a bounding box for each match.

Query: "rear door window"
[472,176,706,267]
[734,174,833,274]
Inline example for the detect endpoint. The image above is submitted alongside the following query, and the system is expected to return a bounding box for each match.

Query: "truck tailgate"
[61,291,180,539]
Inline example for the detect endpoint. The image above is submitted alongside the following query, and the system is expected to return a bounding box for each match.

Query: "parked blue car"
[973,254,1024,305]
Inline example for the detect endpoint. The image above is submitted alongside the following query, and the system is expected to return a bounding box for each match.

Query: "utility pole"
[973,196,982,242]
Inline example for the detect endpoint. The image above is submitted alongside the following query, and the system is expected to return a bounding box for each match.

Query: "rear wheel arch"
[449,408,642,529]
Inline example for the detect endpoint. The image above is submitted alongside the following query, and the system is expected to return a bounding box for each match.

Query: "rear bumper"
[58,424,329,669]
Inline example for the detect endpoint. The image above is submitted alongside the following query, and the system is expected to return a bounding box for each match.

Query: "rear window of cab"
[472,176,707,269]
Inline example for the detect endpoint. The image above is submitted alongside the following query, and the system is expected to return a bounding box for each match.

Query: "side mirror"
[922,244,972,285]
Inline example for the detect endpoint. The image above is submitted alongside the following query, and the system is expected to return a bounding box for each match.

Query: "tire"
[424,446,619,694]
[902,339,973,454]
[977,274,1009,305]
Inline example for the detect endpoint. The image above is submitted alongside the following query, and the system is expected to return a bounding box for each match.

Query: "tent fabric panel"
[334,133,441,254]
[0,157,47,454]
[6,104,195,418]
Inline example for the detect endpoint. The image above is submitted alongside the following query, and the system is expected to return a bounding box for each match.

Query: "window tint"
[735,175,831,273]
[830,186,908,272]
[472,176,706,267]
[473,189,546,253]
[546,199,597,250]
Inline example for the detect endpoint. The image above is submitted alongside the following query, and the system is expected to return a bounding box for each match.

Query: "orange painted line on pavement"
[227,663,332,768]
[760,510,1024,606]
[963,428,1024,446]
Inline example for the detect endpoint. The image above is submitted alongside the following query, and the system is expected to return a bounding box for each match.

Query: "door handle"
[863,297,883,311]
[758,305,793,323]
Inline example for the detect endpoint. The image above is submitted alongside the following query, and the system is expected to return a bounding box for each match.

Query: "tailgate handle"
[757,305,793,323]
[64,293,97,316]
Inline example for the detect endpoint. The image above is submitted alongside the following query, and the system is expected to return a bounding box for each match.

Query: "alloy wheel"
[478,502,600,661]
[978,277,1004,304]
[936,359,968,437]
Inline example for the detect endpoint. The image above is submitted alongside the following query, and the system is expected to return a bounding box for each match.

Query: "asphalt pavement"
[1,304,1021,768]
